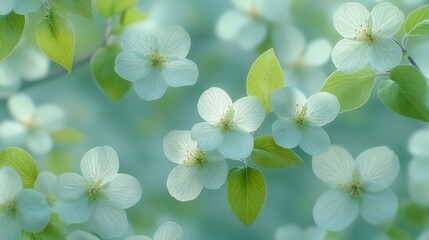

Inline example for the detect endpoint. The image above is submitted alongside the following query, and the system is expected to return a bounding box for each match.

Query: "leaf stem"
[393,37,421,70]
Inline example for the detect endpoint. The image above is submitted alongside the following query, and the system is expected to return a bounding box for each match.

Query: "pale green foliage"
[91,43,131,102]
[53,0,94,19]
[95,0,138,17]
[320,67,375,112]
[120,7,146,27]
[405,4,429,36]
[250,135,302,168]
[0,12,25,62]
[227,166,266,226]
[378,66,429,122]
[36,7,75,72]
[0,147,38,188]
[246,48,284,112]
[50,128,85,143]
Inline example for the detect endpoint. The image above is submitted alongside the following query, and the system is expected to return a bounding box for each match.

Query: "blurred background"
[1,0,429,239]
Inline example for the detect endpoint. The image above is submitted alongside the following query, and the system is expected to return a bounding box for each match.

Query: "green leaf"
[53,0,94,19]
[401,203,429,226]
[385,227,413,240]
[50,128,85,143]
[95,0,138,17]
[36,7,75,72]
[378,65,429,122]
[0,147,38,188]
[227,166,266,226]
[320,67,375,112]
[250,135,302,168]
[23,214,67,240]
[91,43,131,102]
[405,4,429,36]
[120,7,146,26]
[246,48,284,112]
[0,12,25,62]
[44,149,74,174]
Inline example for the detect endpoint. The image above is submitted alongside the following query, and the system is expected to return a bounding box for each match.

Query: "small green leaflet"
[95,0,138,17]
[120,7,146,26]
[36,7,75,72]
[91,43,131,102]
[405,4,429,36]
[0,13,25,62]
[50,128,85,143]
[227,166,266,226]
[44,149,74,175]
[0,147,38,188]
[378,65,429,122]
[320,67,375,112]
[53,0,94,19]
[250,135,302,168]
[247,48,284,112]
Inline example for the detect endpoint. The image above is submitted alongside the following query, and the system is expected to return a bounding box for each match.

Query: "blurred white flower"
[67,230,99,240]
[312,146,399,230]
[418,229,429,240]
[115,25,198,101]
[56,146,142,239]
[331,2,404,73]
[0,93,64,155]
[216,0,289,50]
[0,0,43,15]
[34,172,59,211]
[274,224,325,240]
[407,129,429,206]
[163,130,228,201]
[128,221,183,240]
[270,87,339,156]
[0,167,51,240]
[191,87,265,160]
[0,46,50,99]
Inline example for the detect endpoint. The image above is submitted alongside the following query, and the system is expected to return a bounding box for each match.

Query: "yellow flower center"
[353,20,378,44]
[87,179,104,199]
[184,149,206,168]
[149,48,169,66]
[0,199,16,216]
[220,106,235,130]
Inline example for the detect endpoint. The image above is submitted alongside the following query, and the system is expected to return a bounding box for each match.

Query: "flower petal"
[34,171,58,199]
[216,10,249,42]
[313,189,358,231]
[272,119,301,149]
[271,87,307,120]
[80,146,119,183]
[408,157,429,183]
[104,173,142,209]
[35,104,64,131]
[408,129,429,157]
[197,87,232,124]
[27,130,53,155]
[90,201,128,239]
[332,39,369,73]
[163,130,197,164]
[115,51,151,81]
[162,58,198,87]
[0,121,26,146]
[134,69,168,101]
[369,38,402,72]
[305,92,340,126]
[370,2,404,37]
[303,226,326,240]
[232,0,255,11]
[333,2,370,38]
[154,222,183,240]
[272,25,306,64]
[236,19,267,50]
[191,122,223,151]
[126,236,152,240]
[15,189,51,232]
[13,0,43,14]
[57,198,93,224]
[7,93,35,122]
[299,125,331,156]
[158,26,191,59]
[0,167,22,203]
[360,189,398,224]
[219,129,253,160]
[232,96,265,132]
[355,146,399,192]
[67,230,100,240]
[312,145,355,186]
[0,0,14,15]
[274,225,303,240]
[198,159,228,189]
[303,39,332,67]
[409,181,429,207]
[122,27,158,54]
[167,165,203,201]
[258,0,289,23]
[56,173,86,201]
[0,213,21,240]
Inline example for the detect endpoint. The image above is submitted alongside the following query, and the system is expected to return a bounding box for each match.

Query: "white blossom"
[129,221,183,240]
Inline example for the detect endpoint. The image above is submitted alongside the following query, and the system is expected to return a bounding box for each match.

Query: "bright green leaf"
[23,214,67,240]
[50,128,85,143]
[53,0,94,19]
[95,0,138,17]
[0,147,38,188]
[227,166,266,226]
[120,7,146,26]
[36,7,75,72]
[378,65,429,122]
[320,67,375,112]
[247,48,284,112]
[0,12,25,62]
[405,4,429,36]
[91,43,131,102]
[385,227,413,240]
[250,135,302,168]
[401,203,429,226]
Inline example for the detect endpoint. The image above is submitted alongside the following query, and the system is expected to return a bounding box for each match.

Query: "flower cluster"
[407,129,429,206]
